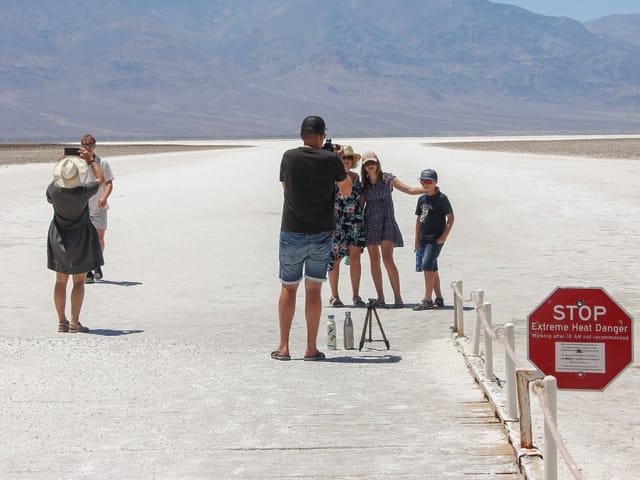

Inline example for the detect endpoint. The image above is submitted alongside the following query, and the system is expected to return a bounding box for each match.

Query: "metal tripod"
[359,299,390,351]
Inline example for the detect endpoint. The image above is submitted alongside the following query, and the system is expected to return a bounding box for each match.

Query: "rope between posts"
[472,299,525,372]
[478,308,497,341]
[452,282,475,303]
[534,384,589,480]
[494,325,525,371]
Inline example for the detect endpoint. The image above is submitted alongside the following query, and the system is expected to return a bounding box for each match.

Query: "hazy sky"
[494,1,640,22]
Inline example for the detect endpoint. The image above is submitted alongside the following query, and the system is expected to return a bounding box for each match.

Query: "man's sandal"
[58,320,69,333]
[271,350,291,361]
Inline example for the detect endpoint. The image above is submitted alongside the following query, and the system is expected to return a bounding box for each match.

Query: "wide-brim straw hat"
[341,145,362,168]
[53,156,88,189]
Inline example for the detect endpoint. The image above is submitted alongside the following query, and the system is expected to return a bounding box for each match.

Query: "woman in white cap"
[360,150,427,308]
[46,149,104,333]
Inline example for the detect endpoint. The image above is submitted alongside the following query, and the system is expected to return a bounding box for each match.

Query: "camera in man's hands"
[322,138,340,152]
[64,147,82,156]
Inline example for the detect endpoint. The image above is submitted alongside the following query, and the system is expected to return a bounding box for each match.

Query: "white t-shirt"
[86,155,114,211]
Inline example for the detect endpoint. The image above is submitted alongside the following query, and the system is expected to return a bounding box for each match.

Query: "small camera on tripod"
[359,298,390,351]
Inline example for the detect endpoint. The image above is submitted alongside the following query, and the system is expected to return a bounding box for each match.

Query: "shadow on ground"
[322,355,401,364]
[88,329,145,336]
[328,304,472,311]
[96,280,143,287]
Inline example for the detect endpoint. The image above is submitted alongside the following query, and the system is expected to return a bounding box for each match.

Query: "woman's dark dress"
[363,173,404,247]
[46,182,104,274]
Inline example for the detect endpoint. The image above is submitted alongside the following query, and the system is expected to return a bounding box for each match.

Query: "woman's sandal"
[58,320,69,333]
[372,298,386,308]
[329,296,344,307]
[69,322,90,334]
[353,295,366,306]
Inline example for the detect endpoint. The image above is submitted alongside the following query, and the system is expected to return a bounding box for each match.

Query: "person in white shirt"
[81,134,114,283]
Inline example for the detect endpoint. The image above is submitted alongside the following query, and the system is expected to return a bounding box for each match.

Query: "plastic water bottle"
[327,314,337,349]
[343,311,354,350]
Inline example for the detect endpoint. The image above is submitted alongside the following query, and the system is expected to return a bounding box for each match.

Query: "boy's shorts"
[279,231,333,284]
[416,243,444,272]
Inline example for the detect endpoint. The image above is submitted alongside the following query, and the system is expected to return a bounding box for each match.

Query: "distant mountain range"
[2,0,640,141]
[585,14,640,47]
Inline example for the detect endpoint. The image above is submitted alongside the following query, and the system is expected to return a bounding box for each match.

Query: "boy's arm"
[415,216,421,250]
[437,213,455,244]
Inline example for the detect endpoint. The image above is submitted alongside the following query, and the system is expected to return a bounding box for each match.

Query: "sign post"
[528,287,633,390]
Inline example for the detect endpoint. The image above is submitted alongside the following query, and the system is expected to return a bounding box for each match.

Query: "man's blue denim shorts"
[279,231,333,284]
[417,243,444,272]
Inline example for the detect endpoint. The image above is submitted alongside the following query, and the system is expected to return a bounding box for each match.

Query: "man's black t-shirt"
[280,146,347,233]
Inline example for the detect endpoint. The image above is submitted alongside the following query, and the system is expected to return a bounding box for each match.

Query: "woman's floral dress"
[328,176,365,269]
[363,173,404,247]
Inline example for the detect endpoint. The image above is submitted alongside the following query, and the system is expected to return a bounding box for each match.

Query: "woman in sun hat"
[46,149,104,333]
[327,145,367,307]
[360,150,428,308]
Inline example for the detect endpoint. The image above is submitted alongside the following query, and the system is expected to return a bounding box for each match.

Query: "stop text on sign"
[553,303,606,322]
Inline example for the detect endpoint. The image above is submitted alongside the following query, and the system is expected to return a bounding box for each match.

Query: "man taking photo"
[272,116,352,361]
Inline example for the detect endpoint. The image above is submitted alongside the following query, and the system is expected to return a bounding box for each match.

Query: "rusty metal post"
[516,368,544,449]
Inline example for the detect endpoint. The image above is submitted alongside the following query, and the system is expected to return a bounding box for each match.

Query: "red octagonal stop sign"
[528,287,633,390]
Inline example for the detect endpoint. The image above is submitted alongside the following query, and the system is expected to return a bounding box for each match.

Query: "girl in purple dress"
[361,150,427,308]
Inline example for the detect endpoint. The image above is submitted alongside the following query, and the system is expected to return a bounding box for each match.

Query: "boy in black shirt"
[413,169,454,310]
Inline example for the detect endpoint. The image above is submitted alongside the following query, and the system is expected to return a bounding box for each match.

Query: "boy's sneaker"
[413,299,434,311]
[94,266,103,280]
[85,271,95,284]
[435,297,445,308]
